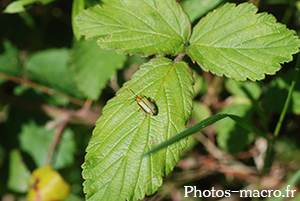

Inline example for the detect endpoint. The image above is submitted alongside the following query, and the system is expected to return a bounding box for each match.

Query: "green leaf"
[225,79,268,132]
[3,0,55,13]
[263,68,300,114]
[75,0,191,56]
[85,0,101,8]
[274,137,300,164]
[72,0,85,41]
[70,40,126,100]
[7,149,30,193]
[193,70,207,96]
[0,40,21,84]
[19,120,76,169]
[181,0,222,23]
[225,79,262,100]
[82,57,194,201]
[191,101,211,122]
[144,113,268,156]
[126,54,148,68]
[52,129,76,170]
[4,0,36,13]
[25,48,85,99]
[13,85,70,106]
[186,2,300,81]
[216,104,254,154]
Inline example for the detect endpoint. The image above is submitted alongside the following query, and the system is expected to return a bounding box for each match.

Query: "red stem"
[44,114,71,166]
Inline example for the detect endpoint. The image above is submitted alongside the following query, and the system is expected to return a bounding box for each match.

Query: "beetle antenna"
[127,89,137,97]
[123,89,137,104]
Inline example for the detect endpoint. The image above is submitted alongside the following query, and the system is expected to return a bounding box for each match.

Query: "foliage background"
[1,0,300,200]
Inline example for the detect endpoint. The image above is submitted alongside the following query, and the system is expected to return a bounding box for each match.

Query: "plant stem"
[174,51,186,64]
[0,92,100,125]
[0,72,85,106]
[273,53,300,139]
[45,114,71,166]
[154,52,186,100]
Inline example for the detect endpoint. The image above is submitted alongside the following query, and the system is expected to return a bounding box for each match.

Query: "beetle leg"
[135,107,141,112]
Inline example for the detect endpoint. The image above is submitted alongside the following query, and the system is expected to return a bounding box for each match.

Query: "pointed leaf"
[72,0,85,41]
[7,149,30,193]
[216,104,254,154]
[25,48,85,99]
[0,40,21,85]
[186,2,300,81]
[75,0,191,56]
[3,0,55,13]
[82,57,194,201]
[70,40,126,100]
[263,68,300,114]
[13,85,70,106]
[192,101,211,122]
[19,121,76,169]
[225,79,262,100]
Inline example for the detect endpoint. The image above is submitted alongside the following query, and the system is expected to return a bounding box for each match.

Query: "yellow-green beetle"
[127,89,158,116]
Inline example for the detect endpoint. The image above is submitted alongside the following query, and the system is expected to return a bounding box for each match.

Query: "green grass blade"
[144,113,268,156]
[274,53,300,138]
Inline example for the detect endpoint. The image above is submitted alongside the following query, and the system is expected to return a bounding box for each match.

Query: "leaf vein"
[141,0,184,41]
[214,48,259,77]
[193,9,252,43]
[110,4,157,32]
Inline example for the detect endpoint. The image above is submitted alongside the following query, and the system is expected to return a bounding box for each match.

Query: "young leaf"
[263,68,300,114]
[25,48,85,99]
[72,0,85,41]
[0,40,21,85]
[82,57,194,201]
[75,0,191,56]
[192,101,211,122]
[19,121,76,170]
[70,40,126,100]
[186,2,300,81]
[216,104,254,154]
[3,0,55,13]
[225,79,262,101]
[13,85,70,106]
[7,149,30,193]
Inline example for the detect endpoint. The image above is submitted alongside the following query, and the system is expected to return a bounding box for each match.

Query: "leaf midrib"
[83,3,187,43]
